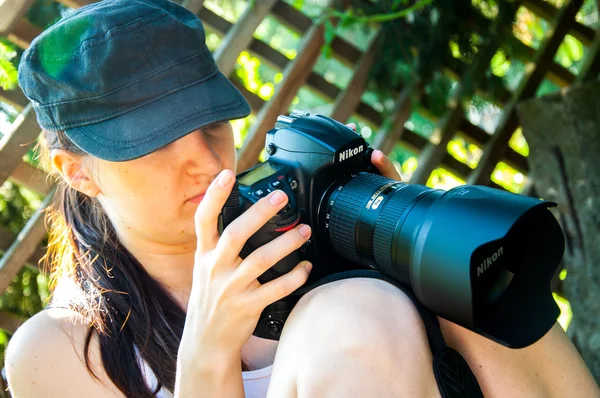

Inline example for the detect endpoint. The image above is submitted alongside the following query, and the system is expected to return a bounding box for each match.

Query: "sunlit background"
[2,0,598,358]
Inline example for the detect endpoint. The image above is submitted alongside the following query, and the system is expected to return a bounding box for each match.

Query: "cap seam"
[33,50,212,109]
[39,68,221,131]
[27,10,167,61]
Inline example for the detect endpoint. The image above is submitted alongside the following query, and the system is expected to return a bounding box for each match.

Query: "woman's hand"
[181,169,312,361]
[346,122,402,182]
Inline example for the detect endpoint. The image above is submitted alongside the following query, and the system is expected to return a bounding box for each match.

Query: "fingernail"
[299,224,311,238]
[218,170,232,187]
[304,261,313,273]
[269,190,286,206]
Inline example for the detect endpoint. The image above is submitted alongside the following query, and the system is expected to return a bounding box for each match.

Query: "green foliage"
[0,43,18,91]
[319,0,518,111]
[0,182,42,234]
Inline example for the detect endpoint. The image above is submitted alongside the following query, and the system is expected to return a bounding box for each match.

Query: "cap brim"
[65,71,251,161]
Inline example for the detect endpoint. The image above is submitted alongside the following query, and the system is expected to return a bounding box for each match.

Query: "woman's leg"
[267,278,600,398]
[267,278,440,398]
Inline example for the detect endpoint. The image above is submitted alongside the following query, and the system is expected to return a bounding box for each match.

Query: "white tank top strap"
[135,346,273,397]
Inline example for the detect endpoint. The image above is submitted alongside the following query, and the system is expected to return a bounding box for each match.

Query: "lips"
[187,193,205,204]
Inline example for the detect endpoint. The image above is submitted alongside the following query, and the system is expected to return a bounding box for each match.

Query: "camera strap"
[290,269,484,398]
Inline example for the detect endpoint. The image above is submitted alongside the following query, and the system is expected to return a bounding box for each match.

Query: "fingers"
[250,260,313,308]
[214,189,290,263]
[371,149,402,181]
[231,223,311,288]
[195,169,236,252]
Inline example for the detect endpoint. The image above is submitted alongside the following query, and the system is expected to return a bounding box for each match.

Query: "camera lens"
[320,171,563,347]
[324,172,431,285]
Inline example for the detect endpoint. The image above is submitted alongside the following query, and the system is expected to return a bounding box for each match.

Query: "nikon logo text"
[477,246,504,277]
[339,145,364,162]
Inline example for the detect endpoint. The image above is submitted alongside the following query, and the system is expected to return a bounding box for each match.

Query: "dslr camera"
[219,111,565,348]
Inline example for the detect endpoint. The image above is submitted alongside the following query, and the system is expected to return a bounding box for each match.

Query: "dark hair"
[41,130,189,396]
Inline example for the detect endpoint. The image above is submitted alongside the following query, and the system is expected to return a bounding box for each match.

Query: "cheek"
[97,163,180,222]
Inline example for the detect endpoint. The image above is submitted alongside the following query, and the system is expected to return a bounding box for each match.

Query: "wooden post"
[0,188,55,295]
[237,14,330,172]
[55,0,96,8]
[372,80,421,155]
[0,226,45,271]
[0,104,41,188]
[524,0,594,45]
[329,33,380,123]
[183,0,205,15]
[214,0,278,77]
[467,0,583,187]
[0,310,28,334]
[0,86,28,111]
[575,29,600,83]
[0,0,35,37]
[10,161,53,196]
[6,18,40,50]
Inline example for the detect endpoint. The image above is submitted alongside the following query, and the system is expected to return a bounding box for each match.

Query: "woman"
[5,0,599,397]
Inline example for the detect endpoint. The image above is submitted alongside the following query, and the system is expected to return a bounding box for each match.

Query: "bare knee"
[269,279,438,397]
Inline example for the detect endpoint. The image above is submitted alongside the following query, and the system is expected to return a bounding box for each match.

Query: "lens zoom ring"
[372,185,429,279]
[329,189,363,263]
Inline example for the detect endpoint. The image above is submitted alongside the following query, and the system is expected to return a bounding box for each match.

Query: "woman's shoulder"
[5,308,123,397]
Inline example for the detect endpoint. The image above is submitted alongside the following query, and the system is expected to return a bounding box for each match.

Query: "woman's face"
[92,121,236,248]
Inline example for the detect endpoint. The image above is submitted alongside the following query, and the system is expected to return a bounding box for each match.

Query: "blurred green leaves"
[0,42,18,91]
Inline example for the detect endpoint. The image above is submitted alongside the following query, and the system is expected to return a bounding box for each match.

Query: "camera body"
[222,111,378,283]
[219,111,564,347]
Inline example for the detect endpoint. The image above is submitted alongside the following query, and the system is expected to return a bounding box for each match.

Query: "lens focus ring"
[329,173,394,264]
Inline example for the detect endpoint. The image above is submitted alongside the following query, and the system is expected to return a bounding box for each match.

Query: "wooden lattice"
[1,0,600,339]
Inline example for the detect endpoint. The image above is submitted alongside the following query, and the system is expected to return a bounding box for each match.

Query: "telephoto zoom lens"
[321,172,564,348]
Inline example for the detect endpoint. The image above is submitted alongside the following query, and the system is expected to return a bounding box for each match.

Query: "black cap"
[18,0,251,161]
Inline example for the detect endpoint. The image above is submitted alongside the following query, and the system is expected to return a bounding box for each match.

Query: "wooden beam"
[401,128,428,153]
[0,86,28,111]
[7,18,40,50]
[270,1,361,69]
[0,226,44,270]
[330,33,380,123]
[201,6,513,156]
[458,119,491,147]
[441,152,472,179]
[184,0,205,15]
[504,149,529,174]
[0,0,35,36]
[0,188,54,295]
[10,161,53,196]
[237,16,328,171]
[468,0,583,186]
[0,310,28,334]
[372,80,421,155]
[54,0,96,8]
[0,104,42,188]
[524,0,594,46]
[470,12,575,88]
[575,28,600,83]
[214,0,278,77]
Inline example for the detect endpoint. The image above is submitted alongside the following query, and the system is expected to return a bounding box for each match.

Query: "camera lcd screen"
[238,162,281,186]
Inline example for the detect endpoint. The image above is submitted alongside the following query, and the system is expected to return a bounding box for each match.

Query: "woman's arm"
[5,308,124,398]
[175,342,244,397]
[6,308,246,398]
[440,320,600,397]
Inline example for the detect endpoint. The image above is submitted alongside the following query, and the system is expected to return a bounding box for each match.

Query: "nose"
[179,130,222,177]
